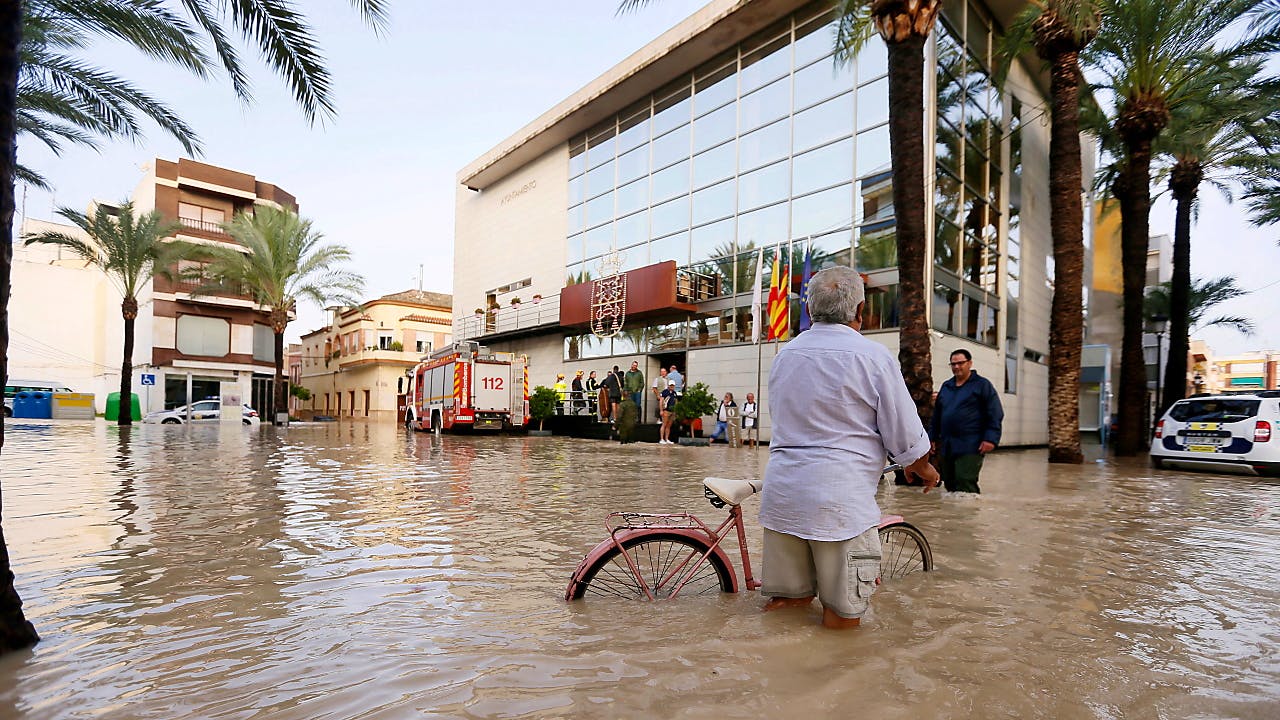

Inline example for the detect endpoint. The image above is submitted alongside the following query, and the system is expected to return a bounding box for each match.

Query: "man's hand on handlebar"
[905,455,941,493]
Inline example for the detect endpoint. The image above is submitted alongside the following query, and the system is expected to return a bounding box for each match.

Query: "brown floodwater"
[0,420,1276,719]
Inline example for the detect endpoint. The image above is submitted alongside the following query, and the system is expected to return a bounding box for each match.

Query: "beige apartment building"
[298,290,453,420]
[132,158,298,415]
[451,0,1099,444]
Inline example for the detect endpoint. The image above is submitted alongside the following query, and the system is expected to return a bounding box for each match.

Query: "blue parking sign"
[140,374,156,386]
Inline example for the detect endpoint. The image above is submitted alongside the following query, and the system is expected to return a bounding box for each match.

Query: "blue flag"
[798,243,813,333]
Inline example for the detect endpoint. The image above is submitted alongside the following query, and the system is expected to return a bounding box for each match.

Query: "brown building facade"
[133,158,298,415]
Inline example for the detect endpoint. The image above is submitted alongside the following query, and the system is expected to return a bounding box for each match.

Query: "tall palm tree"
[191,206,363,420]
[1000,1,1100,464]
[1083,0,1275,455]
[23,201,189,426]
[835,0,942,426]
[1156,67,1278,413]
[0,0,387,655]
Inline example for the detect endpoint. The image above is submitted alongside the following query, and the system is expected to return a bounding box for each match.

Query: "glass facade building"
[562,0,1020,363]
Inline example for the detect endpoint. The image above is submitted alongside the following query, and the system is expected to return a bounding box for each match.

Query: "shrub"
[673,382,717,422]
[389,341,403,352]
[529,386,560,430]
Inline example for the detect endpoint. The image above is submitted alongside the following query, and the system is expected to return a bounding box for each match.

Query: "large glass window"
[793,93,853,153]
[560,4,953,353]
[177,315,230,357]
[932,4,1003,347]
[792,137,853,196]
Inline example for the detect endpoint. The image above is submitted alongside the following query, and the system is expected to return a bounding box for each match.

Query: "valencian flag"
[766,244,790,341]
[797,242,813,333]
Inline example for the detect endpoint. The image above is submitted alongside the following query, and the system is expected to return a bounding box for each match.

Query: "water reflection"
[0,422,1277,718]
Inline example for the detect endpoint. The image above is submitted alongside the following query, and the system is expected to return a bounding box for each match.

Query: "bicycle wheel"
[878,523,933,580]
[569,533,734,600]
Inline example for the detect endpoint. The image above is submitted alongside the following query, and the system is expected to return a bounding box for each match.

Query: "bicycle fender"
[564,528,740,601]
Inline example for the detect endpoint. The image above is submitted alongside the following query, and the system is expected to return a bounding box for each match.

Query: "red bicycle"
[565,469,933,601]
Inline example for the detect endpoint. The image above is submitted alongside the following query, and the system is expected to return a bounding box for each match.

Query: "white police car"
[143,399,262,426]
[1150,391,1280,476]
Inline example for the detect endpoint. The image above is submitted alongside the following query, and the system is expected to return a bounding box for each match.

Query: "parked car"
[1150,391,1279,476]
[143,399,262,426]
[4,379,73,417]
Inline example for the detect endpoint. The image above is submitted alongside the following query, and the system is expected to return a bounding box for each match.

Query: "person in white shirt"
[741,392,758,448]
[759,266,939,629]
[650,367,668,424]
[708,392,736,443]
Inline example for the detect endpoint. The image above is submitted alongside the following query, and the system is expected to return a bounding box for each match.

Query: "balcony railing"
[178,216,227,235]
[336,347,426,366]
[455,296,561,341]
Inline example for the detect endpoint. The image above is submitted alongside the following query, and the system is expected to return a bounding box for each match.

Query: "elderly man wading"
[759,266,939,629]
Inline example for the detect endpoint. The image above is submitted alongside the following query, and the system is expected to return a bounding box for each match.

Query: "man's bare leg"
[821,606,861,629]
[762,596,814,611]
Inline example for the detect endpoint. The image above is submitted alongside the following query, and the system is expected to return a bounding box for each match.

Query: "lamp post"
[1148,312,1169,435]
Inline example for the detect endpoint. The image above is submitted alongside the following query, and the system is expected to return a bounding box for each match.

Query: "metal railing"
[455,296,561,341]
[178,216,227,235]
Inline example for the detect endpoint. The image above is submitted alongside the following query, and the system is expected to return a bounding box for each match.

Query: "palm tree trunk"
[1163,164,1198,413]
[886,33,933,427]
[0,0,40,654]
[118,309,135,427]
[1114,145,1154,456]
[1045,48,1085,464]
[274,330,286,422]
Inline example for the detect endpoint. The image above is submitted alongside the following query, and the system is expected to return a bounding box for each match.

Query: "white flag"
[750,245,764,344]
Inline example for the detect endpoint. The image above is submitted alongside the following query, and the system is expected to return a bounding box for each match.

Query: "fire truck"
[404,341,528,432]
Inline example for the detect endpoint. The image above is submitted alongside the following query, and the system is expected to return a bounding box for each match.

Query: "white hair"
[806,266,865,324]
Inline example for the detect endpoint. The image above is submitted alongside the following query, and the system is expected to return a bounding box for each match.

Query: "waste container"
[105,392,142,421]
[51,392,95,420]
[13,391,53,419]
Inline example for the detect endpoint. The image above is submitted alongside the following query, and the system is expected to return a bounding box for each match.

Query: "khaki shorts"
[761,525,882,619]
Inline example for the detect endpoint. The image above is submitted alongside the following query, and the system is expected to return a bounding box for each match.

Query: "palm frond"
[227,0,334,125]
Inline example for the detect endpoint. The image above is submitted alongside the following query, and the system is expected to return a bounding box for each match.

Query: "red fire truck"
[405,342,528,432]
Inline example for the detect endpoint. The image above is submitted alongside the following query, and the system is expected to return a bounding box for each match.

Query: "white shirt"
[760,322,931,541]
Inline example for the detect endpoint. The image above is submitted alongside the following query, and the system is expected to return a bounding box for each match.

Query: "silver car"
[144,399,262,426]
[1150,392,1280,476]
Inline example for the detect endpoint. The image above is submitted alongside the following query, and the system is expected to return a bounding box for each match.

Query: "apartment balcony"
[175,216,236,243]
[335,347,425,368]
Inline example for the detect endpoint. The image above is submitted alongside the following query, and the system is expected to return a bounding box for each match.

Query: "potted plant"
[474,307,484,316]
[532,293,542,303]
[389,341,403,352]
[510,296,522,307]
[673,382,717,445]
[529,385,559,435]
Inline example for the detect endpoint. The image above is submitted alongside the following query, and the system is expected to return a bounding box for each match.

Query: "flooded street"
[0,420,1277,719]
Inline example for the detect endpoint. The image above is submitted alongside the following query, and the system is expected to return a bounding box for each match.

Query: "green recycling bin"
[105,392,142,421]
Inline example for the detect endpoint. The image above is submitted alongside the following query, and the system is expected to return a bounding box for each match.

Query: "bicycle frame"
[566,504,759,601]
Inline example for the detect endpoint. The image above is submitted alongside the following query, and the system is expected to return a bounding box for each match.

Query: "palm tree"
[1145,277,1255,336]
[191,206,363,420]
[835,0,942,426]
[0,0,386,655]
[23,201,190,427]
[1083,0,1275,455]
[1156,67,1278,414]
[998,1,1100,464]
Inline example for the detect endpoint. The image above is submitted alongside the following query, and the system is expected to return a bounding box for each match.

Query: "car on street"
[1150,391,1279,475]
[143,399,262,426]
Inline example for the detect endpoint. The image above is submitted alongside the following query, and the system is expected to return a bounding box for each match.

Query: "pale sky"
[16,1,1278,356]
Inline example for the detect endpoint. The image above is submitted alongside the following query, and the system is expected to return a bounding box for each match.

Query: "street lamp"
[1148,312,1169,433]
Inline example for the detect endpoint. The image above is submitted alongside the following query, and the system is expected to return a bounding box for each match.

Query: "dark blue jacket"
[930,370,1003,456]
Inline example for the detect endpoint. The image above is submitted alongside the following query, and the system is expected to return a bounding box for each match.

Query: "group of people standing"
[552,361,671,425]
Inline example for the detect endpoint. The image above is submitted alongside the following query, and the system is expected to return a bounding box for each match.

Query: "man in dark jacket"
[930,349,1004,493]
[600,367,623,423]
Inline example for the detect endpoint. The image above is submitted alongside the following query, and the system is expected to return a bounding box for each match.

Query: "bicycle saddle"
[702,477,761,507]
